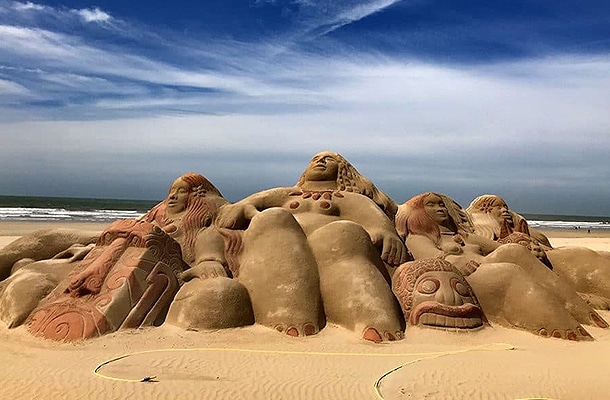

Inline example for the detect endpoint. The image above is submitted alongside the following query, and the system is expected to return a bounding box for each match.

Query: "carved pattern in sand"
[27,220,187,341]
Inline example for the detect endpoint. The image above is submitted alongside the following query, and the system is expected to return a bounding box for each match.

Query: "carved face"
[166,178,190,216]
[409,271,484,329]
[488,198,512,224]
[424,194,449,225]
[304,153,339,182]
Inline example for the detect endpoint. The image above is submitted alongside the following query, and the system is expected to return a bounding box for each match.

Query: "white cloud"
[12,1,47,11]
[74,7,112,23]
[0,77,28,94]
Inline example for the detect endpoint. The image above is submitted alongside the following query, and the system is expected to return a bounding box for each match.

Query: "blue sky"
[0,0,609,216]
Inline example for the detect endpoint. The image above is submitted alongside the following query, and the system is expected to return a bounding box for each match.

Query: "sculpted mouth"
[409,301,484,329]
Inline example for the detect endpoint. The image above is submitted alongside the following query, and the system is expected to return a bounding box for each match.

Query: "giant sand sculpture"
[205,151,408,342]
[468,194,610,310]
[22,173,246,341]
[395,192,608,340]
[0,153,608,344]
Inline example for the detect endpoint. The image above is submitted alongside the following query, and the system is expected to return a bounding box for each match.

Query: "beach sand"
[1,222,609,399]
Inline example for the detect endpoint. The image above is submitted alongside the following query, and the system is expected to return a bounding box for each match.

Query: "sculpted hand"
[372,232,408,266]
[446,255,480,276]
[216,203,259,229]
[178,261,228,281]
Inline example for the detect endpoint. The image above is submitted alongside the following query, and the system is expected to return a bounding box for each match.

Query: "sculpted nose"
[435,283,463,305]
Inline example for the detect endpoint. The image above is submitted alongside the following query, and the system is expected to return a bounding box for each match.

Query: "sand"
[1,222,609,399]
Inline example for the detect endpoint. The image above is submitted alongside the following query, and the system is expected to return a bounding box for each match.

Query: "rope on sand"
[92,343,554,400]
[373,342,556,400]
[94,346,468,382]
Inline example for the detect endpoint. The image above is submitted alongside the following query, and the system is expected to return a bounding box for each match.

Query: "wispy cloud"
[0,0,609,214]
[12,1,46,11]
[293,0,402,38]
[73,7,112,23]
[0,77,29,94]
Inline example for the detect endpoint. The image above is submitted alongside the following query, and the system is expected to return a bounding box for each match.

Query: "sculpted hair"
[466,194,529,240]
[142,172,225,264]
[395,192,441,244]
[296,151,398,219]
[396,192,468,246]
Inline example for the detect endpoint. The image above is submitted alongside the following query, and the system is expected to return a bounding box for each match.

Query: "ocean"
[0,195,157,222]
[0,195,609,231]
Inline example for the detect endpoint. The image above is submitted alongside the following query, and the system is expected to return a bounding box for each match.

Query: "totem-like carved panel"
[27,220,187,341]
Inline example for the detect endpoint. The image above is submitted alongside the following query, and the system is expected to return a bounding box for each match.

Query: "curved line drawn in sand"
[92,343,554,400]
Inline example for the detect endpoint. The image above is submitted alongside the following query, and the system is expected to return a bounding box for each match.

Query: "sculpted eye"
[417,278,440,294]
[451,278,470,297]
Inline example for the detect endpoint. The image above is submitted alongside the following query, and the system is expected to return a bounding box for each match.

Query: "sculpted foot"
[590,312,609,328]
[362,327,404,343]
[274,323,320,337]
[538,326,593,341]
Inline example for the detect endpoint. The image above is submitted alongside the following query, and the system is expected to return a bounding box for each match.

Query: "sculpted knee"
[309,221,372,260]
[247,208,300,234]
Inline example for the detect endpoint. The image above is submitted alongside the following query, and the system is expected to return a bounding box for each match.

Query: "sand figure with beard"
[468,194,610,310]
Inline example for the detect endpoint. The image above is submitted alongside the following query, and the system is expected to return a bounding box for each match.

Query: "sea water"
[0,196,157,222]
[1,195,609,230]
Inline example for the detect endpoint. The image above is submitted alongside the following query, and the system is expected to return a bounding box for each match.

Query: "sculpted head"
[423,193,449,225]
[466,194,533,240]
[296,151,398,220]
[160,172,223,220]
[142,172,226,264]
[396,192,465,244]
[166,177,190,216]
[302,151,340,182]
[392,258,485,330]
[468,195,511,225]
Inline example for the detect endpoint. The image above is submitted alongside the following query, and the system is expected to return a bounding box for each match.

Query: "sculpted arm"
[215,188,291,229]
[340,195,408,266]
[467,233,500,255]
[180,227,230,281]
[406,234,444,260]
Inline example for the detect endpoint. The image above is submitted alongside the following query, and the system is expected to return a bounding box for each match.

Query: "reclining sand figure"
[395,192,609,340]
[466,195,553,248]
[0,173,240,339]
[204,151,408,342]
[24,172,241,341]
[0,229,100,281]
[65,172,230,293]
[467,194,610,309]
